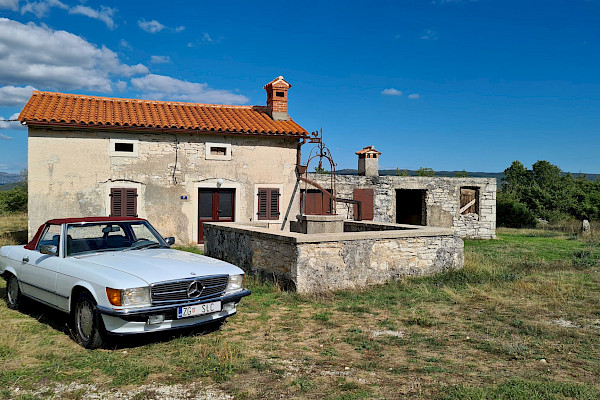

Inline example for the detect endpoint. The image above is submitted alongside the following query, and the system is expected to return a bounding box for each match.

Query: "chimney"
[356,146,381,177]
[264,76,291,121]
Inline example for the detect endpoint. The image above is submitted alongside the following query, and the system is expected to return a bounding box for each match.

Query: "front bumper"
[97,289,251,335]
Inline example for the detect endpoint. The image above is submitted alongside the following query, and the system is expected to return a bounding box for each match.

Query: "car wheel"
[5,274,23,310]
[72,292,105,349]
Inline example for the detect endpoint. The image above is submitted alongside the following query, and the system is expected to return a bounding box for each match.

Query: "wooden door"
[198,189,235,243]
[353,188,374,220]
[301,189,333,215]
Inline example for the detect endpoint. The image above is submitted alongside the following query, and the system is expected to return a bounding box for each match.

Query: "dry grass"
[0,212,27,247]
[1,214,599,399]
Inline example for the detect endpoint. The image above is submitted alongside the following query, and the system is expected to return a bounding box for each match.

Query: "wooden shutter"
[110,188,137,217]
[353,188,374,220]
[460,188,477,215]
[257,188,280,220]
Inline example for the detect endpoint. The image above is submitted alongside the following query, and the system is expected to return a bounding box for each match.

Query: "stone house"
[305,146,496,239]
[19,77,310,244]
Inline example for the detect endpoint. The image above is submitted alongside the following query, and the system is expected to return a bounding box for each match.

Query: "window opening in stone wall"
[258,188,280,220]
[276,91,285,97]
[114,142,134,152]
[460,187,479,215]
[396,189,427,225]
[210,146,227,156]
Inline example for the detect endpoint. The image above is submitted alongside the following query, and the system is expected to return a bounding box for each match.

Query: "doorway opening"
[396,189,426,225]
[198,188,235,243]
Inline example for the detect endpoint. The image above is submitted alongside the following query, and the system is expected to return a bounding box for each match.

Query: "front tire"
[5,274,23,310]
[72,292,105,349]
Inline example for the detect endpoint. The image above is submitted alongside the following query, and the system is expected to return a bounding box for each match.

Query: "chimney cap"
[264,76,291,90]
[355,145,381,155]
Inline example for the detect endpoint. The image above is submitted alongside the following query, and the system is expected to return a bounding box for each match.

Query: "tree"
[416,167,435,177]
[454,170,469,177]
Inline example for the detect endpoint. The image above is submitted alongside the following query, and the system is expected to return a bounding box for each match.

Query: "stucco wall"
[28,127,300,244]
[204,221,464,293]
[306,174,496,239]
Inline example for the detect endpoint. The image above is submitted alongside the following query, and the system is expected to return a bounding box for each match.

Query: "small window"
[210,146,227,156]
[460,187,479,215]
[205,142,232,160]
[257,188,280,220]
[276,91,285,97]
[110,188,138,217]
[114,142,134,152]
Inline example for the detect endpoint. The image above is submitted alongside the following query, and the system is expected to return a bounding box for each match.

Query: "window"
[37,224,61,250]
[460,187,479,215]
[205,142,232,160]
[276,91,285,97]
[114,142,134,152]
[110,188,138,217]
[257,188,280,220]
[210,146,227,156]
[109,138,139,157]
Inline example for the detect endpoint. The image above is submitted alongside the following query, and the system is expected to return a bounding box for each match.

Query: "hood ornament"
[187,281,204,298]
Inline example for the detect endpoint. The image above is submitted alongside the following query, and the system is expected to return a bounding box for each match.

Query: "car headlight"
[225,274,244,293]
[106,287,151,308]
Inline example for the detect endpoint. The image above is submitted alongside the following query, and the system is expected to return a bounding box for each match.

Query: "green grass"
[0,217,599,399]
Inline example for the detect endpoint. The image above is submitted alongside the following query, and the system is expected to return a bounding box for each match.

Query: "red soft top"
[24,217,146,250]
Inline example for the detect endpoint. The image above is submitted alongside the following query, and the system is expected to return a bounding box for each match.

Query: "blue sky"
[0,0,598,174]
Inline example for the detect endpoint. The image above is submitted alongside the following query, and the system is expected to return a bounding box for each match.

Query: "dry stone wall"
[204,222,464,293]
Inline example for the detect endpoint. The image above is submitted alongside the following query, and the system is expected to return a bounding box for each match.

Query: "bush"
[497,196,537,228]
[0,184,27,214]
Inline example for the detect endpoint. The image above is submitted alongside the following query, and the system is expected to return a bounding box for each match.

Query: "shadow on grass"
[0,287,224,350]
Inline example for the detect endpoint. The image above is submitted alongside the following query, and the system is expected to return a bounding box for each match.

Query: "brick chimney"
[356,146,381,177]
[264,76,291,121]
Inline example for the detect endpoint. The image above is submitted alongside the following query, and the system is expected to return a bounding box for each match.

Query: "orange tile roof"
[355,146,381,155]
[18,91,310,137]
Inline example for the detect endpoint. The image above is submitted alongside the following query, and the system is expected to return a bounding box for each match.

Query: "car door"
[19,224,63,307]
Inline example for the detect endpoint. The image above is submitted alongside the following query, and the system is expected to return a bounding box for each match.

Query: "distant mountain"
[0,172,23,186]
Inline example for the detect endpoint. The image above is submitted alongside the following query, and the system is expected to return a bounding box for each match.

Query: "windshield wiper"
[122,242,168,252]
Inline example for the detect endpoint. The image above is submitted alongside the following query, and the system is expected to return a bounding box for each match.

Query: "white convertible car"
[0,217,250,349]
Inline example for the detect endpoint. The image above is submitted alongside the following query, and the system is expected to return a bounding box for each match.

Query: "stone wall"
[306,174,496,239]
[204,221,464,293]
[28,127,300,244]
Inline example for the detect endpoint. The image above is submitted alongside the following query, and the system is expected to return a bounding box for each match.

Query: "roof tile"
[19,91,309,136]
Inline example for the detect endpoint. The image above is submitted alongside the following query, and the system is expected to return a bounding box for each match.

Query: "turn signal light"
[106,288,122,306]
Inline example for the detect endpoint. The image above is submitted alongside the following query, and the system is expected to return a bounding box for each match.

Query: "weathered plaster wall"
[204,221,464,293]
[28,128,300,243]
[306,174,496,239]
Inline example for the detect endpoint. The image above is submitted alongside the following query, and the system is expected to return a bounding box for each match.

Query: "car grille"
[151,275,229,305]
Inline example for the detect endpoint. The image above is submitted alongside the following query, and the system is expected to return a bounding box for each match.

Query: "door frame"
[192,179,242,244]
[198,188,235,243]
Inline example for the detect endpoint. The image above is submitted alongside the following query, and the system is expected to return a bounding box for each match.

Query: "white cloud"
[138,19,165,33]
[421,29,438,40]
[130,74,249,104]
[382,88,402,96]
[0,113,24,132]
[20,0,68,18]
[0,85,36,106]
[150,55,171,64]
[119,39,131,49]
[174,25,185,32]
[0,18,148,92]
[115,80,127,91]
[0,0,19,11]
[408,93,420,99]
[202,32,213,42]
[69,5,116,30]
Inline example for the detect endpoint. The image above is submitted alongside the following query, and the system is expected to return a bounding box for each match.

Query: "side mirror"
[40,244,58,256]
[165,237,175,246]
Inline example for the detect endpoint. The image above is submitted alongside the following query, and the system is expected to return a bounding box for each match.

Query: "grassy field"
[0,217,599,399]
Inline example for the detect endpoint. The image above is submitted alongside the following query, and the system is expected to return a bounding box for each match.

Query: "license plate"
[177,301,221,319]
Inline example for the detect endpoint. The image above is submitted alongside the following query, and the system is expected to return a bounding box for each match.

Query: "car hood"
[73,248,243,285]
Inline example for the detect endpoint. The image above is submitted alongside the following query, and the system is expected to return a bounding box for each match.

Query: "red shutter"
[125,189,138,217]
[258,188,280,220]
[110,188,137,217]
[257,189,268,220]
[110,188,123,217]
[353,188,374,220]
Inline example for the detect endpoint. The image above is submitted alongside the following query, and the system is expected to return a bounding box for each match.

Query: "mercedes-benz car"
[0,217,250,349]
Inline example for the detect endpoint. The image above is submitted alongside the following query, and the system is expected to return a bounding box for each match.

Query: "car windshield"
[66,221,167,256]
